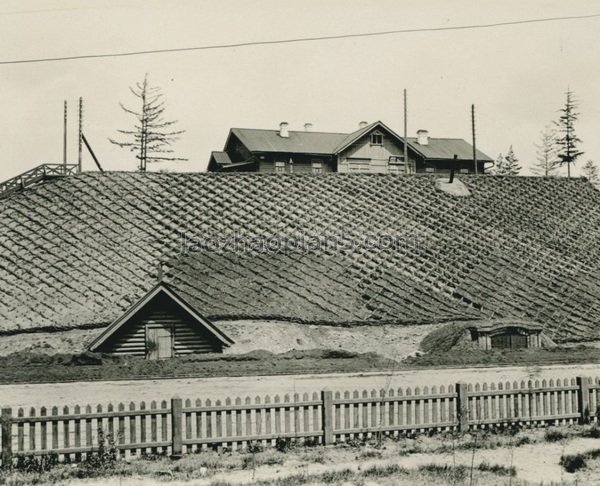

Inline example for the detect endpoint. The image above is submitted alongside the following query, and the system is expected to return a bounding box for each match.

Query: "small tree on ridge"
[554,89,583,178]
[495,146,521,176]
[109,74,186,171]
[533,126,559,177]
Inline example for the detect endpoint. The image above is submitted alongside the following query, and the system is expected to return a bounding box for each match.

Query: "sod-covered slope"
[1,172,599,341]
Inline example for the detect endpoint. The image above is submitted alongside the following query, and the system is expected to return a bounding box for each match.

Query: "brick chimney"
[279,122,289,138]
[359,121,368,128]
[417,129,429,145]
[304,122,313,132]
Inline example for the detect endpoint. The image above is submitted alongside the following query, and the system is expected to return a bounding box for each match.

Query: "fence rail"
[0,164,78,199]
[1,375,599,466]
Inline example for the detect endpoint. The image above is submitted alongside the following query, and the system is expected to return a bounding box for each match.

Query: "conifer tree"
[109,74,186,171]
[495,146,521,175]
[492,153,504,175]
[582,159,599,182]
[554,89,583,178]
[533,126,559,177]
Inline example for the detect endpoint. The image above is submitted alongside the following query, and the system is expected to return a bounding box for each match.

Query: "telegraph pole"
[78,97,83,173]
[63,100,68,167]
[472,104,478,175]
[404,89,408,174]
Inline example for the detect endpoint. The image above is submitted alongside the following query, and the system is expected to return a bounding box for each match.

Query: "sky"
[1,0,600,180]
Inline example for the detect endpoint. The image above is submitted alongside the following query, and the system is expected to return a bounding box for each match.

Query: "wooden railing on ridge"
[0,164,79,200]
[0,375,598,465]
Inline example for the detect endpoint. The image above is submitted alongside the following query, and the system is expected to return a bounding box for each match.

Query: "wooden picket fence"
[1,375,599,466]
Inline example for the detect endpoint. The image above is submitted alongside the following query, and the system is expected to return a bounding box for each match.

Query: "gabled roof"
[406,137,493,162]
[88,282,234,352]
[332,120,395,153]
[2,172,600,342]
[227,122,493,161]
[229,127,347,155]
[210,151,232,166]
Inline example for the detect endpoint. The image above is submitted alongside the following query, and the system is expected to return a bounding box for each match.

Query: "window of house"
[459,168,469,174]
[370,132,383,146]
[311,161,323,173]
[425,167,435,173]
[389,155,404,165]
[275,161,285,173]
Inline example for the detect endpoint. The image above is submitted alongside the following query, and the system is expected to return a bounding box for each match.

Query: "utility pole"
[63,100,68,168]
[404,89,408,174]
[78,97,83,173]
[471,104,478,175]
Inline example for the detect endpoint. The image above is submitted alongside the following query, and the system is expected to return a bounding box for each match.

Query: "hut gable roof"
[1,172,600,341]
[88,283,234,352]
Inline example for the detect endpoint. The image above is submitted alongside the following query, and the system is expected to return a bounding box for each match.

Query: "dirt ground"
[219,320,439,360]
[0,321,438,361]
[2,362,600,409]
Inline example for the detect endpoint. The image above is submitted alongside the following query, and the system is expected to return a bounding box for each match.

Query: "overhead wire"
[1,12,599,65]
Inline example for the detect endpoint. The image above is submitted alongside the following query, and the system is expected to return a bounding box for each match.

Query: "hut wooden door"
[146,325,174,359]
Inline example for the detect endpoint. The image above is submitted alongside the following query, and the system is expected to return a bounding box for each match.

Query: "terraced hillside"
[1,172,599,342]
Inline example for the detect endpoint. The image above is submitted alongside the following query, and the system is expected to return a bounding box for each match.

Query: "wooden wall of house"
[258,154,335,174]
[98,293,223,357]
[337,132,416,173]
[416,159,486,174]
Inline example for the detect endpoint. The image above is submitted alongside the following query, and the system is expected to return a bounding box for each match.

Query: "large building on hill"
[1,171,600,354]
[208,121,493,174]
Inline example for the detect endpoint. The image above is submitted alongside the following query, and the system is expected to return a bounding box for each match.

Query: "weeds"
[13,453,58,473]
[544,428,567,442]
[477,461,516,477]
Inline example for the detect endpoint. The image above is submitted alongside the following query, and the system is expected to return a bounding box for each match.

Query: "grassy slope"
[0,345,600,385]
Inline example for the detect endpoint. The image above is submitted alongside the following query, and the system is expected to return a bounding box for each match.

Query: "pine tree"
[492,153,504,175]
[554,89,584,178]
[582,160,599,182]
[533,126,559,177]
[109,74,186,171]
[495,146,521,175]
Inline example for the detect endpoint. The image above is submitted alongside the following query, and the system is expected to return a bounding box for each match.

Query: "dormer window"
[370,131,383,146]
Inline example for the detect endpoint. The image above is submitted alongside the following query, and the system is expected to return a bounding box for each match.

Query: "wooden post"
[63,100,68,168]
[471,104,478,175]
[1,408,12,468]
[403,88,409,174]
[321,390,334,445]
[577,376,590,424]
[171,397,183,458]
[78,97,83,173]
[456,383,469,433]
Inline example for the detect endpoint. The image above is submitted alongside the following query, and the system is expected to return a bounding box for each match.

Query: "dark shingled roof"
[1,172,600,342]
[230,128,347,155]
[210,151,232,165]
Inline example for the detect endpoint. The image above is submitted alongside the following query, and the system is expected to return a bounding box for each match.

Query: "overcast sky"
[1,0,599,180]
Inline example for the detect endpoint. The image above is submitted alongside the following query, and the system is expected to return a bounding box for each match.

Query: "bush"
[246,441,264,454]
[582,425,600,438]
[560,453,587,473]
[544,429,567,442]
[13,453,58,473]
[275,437,292,453]
[82,428,118,472]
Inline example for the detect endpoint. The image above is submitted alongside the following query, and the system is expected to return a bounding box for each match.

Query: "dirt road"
[1,363,599,409]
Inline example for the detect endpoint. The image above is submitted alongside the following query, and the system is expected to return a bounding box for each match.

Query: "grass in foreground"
[3,424,600,485]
